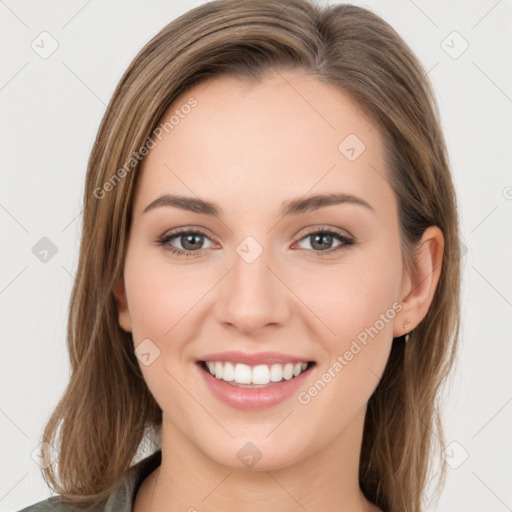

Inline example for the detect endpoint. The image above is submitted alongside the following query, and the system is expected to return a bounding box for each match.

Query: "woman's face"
[117,70,409,470]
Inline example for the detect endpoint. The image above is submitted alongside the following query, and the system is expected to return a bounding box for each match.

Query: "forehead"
[134,70,392,217]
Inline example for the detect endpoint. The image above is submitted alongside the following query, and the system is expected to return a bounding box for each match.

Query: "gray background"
[1,0,511,510]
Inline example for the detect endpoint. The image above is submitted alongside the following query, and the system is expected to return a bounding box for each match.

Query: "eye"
[155,226,355,257]
[294,227,355,254]
[156,228,215,257]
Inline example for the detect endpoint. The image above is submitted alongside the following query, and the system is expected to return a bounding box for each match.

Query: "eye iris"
[311,233,333,251]
[181,233,203,251]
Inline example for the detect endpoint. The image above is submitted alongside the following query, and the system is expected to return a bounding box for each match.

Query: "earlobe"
[113,278,132,333]
[394,226,444,338]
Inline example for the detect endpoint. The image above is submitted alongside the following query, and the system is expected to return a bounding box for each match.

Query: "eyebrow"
[142,192,374,217]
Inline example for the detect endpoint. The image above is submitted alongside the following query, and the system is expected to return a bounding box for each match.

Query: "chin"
[194,430,313,472]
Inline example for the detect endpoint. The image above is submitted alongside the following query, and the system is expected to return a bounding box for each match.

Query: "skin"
[115,69,443,512]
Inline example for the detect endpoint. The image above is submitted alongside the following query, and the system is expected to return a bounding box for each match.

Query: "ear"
[394,226,444,337]
[113,278,132,333]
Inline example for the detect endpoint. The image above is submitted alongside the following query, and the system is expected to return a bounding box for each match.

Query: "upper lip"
[196,351,314,366]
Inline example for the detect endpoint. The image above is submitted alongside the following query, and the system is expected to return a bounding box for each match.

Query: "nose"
[214,245,291,335]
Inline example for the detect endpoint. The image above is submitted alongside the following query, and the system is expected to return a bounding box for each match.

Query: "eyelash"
[155,226,355,258]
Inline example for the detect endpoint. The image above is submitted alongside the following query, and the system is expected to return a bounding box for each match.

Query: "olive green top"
[17,450,162,512]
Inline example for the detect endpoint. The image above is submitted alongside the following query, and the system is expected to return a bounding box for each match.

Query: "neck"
[137,406,380,512]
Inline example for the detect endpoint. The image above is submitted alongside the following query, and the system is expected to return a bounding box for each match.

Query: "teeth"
[283,363,293,380]
[252,364,270,385]
[270,364,283,382]
[204,361,310,385]
[222,362,235,382]
[234,363,252,384]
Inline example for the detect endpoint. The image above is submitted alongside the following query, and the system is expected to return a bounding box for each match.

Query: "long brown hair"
[40,1,460,510]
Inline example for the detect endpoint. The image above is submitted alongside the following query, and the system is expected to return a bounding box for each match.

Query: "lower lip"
[197,362,315,410]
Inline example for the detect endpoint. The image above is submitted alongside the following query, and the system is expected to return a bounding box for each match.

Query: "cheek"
[312,244,402,394]
[290,257,401,441]
[123,252,208,408]
[288,244,402,407]
[291,247,403,344]
[124,250,210,342]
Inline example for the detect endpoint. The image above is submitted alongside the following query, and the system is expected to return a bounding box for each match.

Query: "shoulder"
[17,449,162,512]
[16,495,99,511]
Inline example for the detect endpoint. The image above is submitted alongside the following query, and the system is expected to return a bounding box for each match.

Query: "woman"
[19,0,460,511]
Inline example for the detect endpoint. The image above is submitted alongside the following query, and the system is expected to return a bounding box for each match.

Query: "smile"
[196,357,316,410]
[201,360,312,387]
